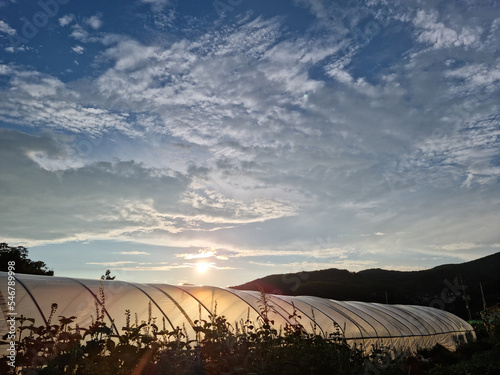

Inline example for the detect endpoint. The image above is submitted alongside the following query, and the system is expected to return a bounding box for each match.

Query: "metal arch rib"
[121,281,176,331]
[394,305,439,335]
[172,285,292,327]
[299,296,367,339]
[14,276,48,326]
[69,278,120,335]
[326,299,379,339]
[166,284,213,320]
[226,289,294,326]
[265,294,327,337]
[348,302,408,338]
[148,285,291,332]
[370,304,426,336]
[147,284,196,328]
[221,288,269,319]
[342,301,395,339]
[409,305,457,333]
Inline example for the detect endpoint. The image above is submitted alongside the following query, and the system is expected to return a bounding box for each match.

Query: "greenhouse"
[0,272,475,354]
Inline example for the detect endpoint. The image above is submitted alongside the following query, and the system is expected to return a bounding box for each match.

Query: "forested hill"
[230,252,500,319]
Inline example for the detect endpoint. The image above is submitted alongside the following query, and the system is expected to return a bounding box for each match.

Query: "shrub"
[2,290,499,375]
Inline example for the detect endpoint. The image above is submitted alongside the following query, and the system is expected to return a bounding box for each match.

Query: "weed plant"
[1,286,499,375]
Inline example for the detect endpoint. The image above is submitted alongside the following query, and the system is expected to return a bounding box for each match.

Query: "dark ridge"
[230,252,500,320]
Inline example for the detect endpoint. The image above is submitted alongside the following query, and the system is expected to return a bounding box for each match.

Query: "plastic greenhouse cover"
[0,272,475,354]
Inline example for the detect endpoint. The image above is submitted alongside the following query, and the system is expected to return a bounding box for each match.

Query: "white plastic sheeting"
[0,273,475,353]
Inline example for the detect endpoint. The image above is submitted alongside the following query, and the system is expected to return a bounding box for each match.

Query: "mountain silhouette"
[230,252,500,320]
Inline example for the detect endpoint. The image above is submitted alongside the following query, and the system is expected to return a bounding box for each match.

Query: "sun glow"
[196,262,209,273]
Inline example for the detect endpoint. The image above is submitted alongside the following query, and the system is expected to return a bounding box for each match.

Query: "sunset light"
[196,262,210,273]
[0,1,497,371]
[0,0,497,288]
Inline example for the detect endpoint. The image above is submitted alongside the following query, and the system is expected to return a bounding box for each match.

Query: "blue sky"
[0,0,499,287]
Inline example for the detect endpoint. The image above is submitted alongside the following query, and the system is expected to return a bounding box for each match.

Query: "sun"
[196,262,209,273]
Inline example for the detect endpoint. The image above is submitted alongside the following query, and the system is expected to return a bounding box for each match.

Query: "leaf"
[59,316,77,325]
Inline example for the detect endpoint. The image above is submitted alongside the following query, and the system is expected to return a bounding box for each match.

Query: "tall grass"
[1,285,498,374]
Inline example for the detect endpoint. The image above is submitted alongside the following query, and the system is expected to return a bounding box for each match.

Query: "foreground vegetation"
[1,288,499,375]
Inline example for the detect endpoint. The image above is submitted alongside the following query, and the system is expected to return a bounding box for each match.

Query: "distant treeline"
[231,252,500,320]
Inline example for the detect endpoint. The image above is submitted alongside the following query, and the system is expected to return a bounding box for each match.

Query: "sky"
[0,0,499,287]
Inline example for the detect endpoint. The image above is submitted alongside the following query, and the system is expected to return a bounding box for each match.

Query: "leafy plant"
[2,291,499,375]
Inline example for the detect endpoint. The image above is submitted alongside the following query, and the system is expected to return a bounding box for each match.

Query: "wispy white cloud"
[102,39,158,71]
[85,14,103,30]
[184,262,237,270]
[0,0,498,284]
[116,251,151,255]
[0,70,137,136]
[140,0,171,12]
[87,261,137,266]
[413,9,482,49]
[0,64,12,75]
[72,45,84,54]
[112,262,237,271]
[445,61,500,95]
[70,24,89,41]
[112,264,190,271]
[0,20,16,35]
[176,248,229,260]
[59,14,75,27]
[224,247,350,259]
[0,129,299,247]
[433,242,500,252]
[179,191,297,224]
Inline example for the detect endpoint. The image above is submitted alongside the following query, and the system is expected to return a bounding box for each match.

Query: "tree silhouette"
[101,269,115,280]
[0,243,53,276]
